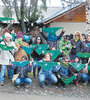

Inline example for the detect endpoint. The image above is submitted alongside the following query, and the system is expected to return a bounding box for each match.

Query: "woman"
[40,28,65,49]
[35,53,57,88]
[70,31,84,60]
[31,36,44,78]
[0,32,18,86]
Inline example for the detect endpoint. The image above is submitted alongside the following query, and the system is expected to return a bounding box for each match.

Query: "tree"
[61,0,85,8]
[1,0,47,33]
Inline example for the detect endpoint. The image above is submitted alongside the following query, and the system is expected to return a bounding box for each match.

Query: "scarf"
[61,61,69,68]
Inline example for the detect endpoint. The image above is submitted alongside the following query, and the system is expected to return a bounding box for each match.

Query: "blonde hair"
[74,31,82,41]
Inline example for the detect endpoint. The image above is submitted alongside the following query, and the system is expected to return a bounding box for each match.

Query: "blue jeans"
[0,65,13,82]
[0,65,7,82]
[38,73,57,86]
[82,74,88,83]
[14,77,32,85]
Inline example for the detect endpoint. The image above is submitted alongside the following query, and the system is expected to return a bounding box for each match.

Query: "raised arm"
[57,30,65,40]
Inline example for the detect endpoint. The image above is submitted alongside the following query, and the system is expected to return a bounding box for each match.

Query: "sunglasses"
[64,60,69,62]
[75,35,79,36]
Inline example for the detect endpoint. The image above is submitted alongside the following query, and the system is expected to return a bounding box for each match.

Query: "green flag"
[0,43,14,50]
[43,50,60,60]
[22,46,35,55]
[11,61,29,67]
[70,62,86,72]
[77,53,90,58]
[30,44,49,55]
[88,66,90,71]
[42,27,64,36]
[60,75,75,85]
[35,61,58,71]
[0,17,14,21]
[87,43,90,47]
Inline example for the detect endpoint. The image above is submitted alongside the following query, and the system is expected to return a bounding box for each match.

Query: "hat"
[5,32,12,39]
[16,32,23,39]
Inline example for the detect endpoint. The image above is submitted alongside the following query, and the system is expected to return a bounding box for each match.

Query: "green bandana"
[60,75,75,85]
[11,61,29,67]
[22,46,35,55]
[77,53,90,58]
[43,50,60,60]
[31,44,49,55]
[15,39,22,44]
[0,43,14,50]
[35,61,58,71]
[42,27,64,36]
[61,61,69,68]
[70,62,86,72]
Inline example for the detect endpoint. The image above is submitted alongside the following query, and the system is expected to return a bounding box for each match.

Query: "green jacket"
[59,39,72,56]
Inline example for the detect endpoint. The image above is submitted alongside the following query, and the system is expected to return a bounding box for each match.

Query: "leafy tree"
[1,0,47,33]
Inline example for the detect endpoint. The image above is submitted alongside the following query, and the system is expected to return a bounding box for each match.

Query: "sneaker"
[83,82,88,86]
[40,84,44,88]
[24,85,29,89]
[16,85,20,89]
[0,82,4,86]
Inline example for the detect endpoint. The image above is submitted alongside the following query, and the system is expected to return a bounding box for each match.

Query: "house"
[37,3,86,35]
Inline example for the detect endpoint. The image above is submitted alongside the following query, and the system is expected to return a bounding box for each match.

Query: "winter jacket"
[59,39,72,56]
[0,41,18,65]
[71,39,83,53]
[11,64,32,79]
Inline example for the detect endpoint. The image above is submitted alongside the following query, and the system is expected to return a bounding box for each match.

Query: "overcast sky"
[0,0,62,7]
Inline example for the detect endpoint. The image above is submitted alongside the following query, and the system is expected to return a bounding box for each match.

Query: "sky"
[0,0,62,7]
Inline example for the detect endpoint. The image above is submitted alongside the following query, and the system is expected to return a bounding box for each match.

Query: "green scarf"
[61,61,69,68]
[15,39,22,45]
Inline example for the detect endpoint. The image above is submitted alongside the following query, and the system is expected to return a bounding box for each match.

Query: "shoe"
[16,85,20,89]
[83,82,88,86]
[0,82,4,86]
[59,85,66,90]
[75,81,79,86]
[24,85,29,89]
[40,84,44,88]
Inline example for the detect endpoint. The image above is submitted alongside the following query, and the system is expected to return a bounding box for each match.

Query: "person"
[82,34,90,64]
[0,32,18,86]
[54,56,70,90]
[69,56,82,86]
[31,36,44,78]
[11,56,32,88]
[70,31,84,60]
[35,53,58,88]
[15,31,29,61]
[40,28,65,49]
[59,35,72,57]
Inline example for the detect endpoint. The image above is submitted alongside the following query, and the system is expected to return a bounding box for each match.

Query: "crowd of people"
[0,21,90,90]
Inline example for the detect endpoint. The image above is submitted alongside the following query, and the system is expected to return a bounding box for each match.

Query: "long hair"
[73,31,82,41]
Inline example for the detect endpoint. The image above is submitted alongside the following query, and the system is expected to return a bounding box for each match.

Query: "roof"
[37,2,86,25]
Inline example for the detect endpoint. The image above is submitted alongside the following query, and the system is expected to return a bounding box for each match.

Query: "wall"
[50,22,86,35]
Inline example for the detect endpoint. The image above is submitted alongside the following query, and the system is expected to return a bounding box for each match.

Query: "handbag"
[12,67,25,83]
